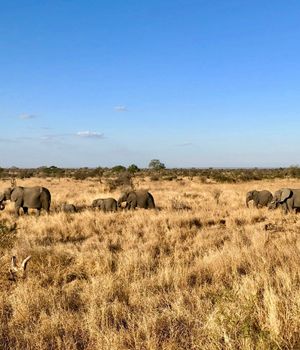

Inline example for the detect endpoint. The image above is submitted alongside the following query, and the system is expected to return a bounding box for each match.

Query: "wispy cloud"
[19,114,37,120]
[0,131,105,145]
[176,142,194,147]
[114,106,128,112]
[76,131,104,139]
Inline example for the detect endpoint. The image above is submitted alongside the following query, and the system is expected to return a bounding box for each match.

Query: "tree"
[127,164,140,173]
[148,159,166,170]
[111,165,126,173]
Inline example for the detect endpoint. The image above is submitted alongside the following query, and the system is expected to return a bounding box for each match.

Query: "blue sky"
[1,0,300,168]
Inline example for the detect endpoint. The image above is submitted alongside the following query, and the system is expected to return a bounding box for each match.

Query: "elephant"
[117,190,155,210]
[246,190,273,208]
[268,188,300,213]
[92,198,117,212]
[0,186,51,217]
[61,203,77,213]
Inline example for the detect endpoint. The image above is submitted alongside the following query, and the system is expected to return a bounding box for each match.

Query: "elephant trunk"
[117,197,125,207]
[268,200,277,210]
[117,193,127,207]
[246,197,250,208]
[0,194,6,210]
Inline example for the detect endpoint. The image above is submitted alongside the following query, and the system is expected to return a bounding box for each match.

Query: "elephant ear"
[3,188,13,200]
[10,187,20,201]
[280,188,292,202]
[252,190,259,200]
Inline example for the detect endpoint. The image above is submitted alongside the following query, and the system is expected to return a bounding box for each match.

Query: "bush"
[127,164,140,173]
[106,172,133,191]
[287,166,300,178]
[73,169,90,181]
[111,165,127,173]
[150,175,160,181]
[171,198,192,211]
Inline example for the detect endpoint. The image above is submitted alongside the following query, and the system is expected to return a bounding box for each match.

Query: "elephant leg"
[286,201,294,213]
[36,209,41,217]
[14,205,21,217]
[129,199,137,210]
[281,202,288,214]
[23,207,29,215]
[14,199,22,217]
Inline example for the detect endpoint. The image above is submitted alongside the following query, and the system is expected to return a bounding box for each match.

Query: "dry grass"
[1,177,300,349]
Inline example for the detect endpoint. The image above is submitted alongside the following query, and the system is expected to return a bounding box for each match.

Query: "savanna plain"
[1,176,300,350]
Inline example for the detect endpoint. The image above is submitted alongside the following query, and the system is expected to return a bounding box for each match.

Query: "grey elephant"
[117,190,155,210]
[0,186,51,217]
[61,203,77,213]
[246,190,273,208]
[268,188,300,213]
[92,198,117,212]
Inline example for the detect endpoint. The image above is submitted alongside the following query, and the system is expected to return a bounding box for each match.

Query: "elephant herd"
[0,186,155,217]
[246,188,300,213]
[0,184,299,218]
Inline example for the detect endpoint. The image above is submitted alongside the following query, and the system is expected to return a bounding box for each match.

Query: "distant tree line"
[1,161,300,183]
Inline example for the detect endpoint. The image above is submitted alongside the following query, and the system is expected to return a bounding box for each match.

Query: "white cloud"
[76,131,104,139]
[19,114,36,120]
[114,106,128,112]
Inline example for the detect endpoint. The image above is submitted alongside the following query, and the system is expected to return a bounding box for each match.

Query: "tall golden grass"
[1,177,300,349]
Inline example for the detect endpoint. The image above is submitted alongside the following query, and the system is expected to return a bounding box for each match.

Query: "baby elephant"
[92,198,117,212]
[61,203,77,213]
[246,190,273,208]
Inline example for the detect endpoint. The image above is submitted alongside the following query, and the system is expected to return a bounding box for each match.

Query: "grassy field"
[1,177,300,349]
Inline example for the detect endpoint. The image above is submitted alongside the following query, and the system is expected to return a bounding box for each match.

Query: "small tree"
[127,164,140,173]
[148,159,166,170]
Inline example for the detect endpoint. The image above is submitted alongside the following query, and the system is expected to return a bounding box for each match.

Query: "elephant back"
[134,190,155,209]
